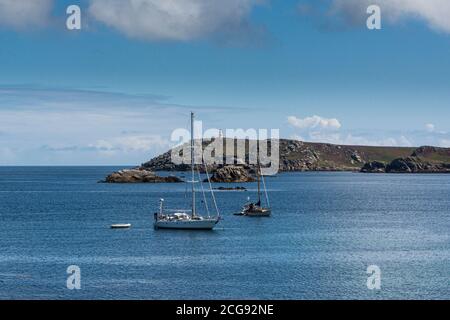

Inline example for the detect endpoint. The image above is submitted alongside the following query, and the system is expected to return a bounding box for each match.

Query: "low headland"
[103,139,450,183]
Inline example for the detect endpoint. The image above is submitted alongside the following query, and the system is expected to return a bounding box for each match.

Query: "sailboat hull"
[154,218,219,230]
[154,112,221,231]
[244,208,271,217]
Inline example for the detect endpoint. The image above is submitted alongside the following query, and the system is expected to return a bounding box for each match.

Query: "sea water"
[0,167,448,299]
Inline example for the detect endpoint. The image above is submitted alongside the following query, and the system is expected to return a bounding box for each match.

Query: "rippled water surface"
[0,167,449,299]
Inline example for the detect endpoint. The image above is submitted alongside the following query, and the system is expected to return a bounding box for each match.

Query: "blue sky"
[1,0,450,165]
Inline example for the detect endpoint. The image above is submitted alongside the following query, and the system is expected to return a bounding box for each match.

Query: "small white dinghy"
[110,224,131,229]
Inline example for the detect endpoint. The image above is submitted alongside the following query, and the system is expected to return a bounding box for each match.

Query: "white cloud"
[0,0,53,29]
[308,131,342,144]
[331,0,450,33]
[92,135,170,153]
[287,115,450,148]
[397,135,413,146]
[439,139,450,148]
[288,115,341,130]
[88,0,263,41]
[0,147,16,164]
[304,131,414,147]
[290,134,305,141]
[0,86,224,165]
[425,123,435,132]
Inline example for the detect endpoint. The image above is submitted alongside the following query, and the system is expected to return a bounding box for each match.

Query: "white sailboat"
[153,112,220,230]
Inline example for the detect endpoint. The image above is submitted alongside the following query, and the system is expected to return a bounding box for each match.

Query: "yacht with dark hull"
[237,165,271,217]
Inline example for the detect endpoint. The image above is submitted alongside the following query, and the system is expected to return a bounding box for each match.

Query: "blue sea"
[0,166,448,300]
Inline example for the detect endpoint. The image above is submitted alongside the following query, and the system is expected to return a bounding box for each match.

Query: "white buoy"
[110,224,131,229]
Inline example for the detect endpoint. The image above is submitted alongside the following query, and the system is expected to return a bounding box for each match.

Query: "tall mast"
[257,158,261,205]
[191,112,196,217]
[257,166,261,204]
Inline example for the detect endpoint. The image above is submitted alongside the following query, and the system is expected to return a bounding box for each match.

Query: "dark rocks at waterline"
[386,157,420,173]
[103,168,183,183]
[206,166,255,183]
[386,157,450,173]
[361,157,450,173]
[214,186,247,191]
[360,161,387,173]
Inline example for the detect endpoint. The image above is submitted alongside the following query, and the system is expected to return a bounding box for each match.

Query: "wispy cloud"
[0,147,16,163]
[0,85,229,165]
[298,0,450,34]
[440,139,450,147]
[0,85,169,111]
[88,0,267,42]
[88,135,170,154]
[0,0,268,45]
[0,0,53,29]
[40,134,170,157]
[306,131,414,147]
[288,115,450,147]
[425,123,435,133]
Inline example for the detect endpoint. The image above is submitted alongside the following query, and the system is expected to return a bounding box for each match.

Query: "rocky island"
[104,140,450,183]
[208,166,255,183]
[140,138,419,172]
[361,147,450,173]
[103,168,182,183]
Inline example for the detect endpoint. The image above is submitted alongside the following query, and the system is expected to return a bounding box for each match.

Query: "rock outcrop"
[361,156,450,173]
[350,151,363,164]
[385,157,450,173]
[141,151,189,172]
[214,186,247,191]
[207,166,255,183]
[360,161,386,173]
[104,168,182,183]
